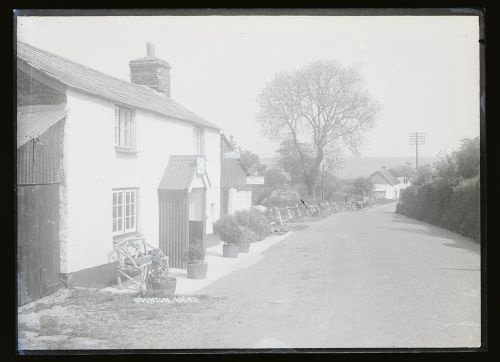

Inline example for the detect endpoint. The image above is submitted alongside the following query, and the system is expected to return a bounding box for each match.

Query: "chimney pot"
[147,42,156,57]
[130,43,171,97]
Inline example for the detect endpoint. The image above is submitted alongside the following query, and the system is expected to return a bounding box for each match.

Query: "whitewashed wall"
[63,89,220,273]
[204,128,220,234]
[227,189,252,215]
[373,184,398,200]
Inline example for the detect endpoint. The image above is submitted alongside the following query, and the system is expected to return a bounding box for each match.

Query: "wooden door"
[17,184,60,305]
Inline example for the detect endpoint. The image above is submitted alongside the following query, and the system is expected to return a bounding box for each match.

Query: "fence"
[266,200,370,228]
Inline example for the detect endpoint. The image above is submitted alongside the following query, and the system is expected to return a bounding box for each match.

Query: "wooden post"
[273,207,284,227]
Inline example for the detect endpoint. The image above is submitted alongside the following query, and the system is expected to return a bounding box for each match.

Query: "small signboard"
[196,156,206,175]
[246,176,265,185]
[223,151,240,159]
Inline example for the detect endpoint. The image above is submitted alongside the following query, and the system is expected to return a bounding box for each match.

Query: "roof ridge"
[381,170,399,185]
[370,169,399,185]
[17,41,218,129]
[17,41,181,105]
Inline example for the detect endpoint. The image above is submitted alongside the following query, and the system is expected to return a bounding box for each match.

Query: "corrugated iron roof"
[17,103,67,148]
[17,41,219,130]
[158,156,198,191]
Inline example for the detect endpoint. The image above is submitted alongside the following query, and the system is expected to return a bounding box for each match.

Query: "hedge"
[396,176,480,241]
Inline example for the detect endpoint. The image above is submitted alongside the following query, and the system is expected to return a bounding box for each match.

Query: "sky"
[17,15,480,158]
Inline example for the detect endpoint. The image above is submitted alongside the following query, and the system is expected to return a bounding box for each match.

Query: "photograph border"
[8,6,488,356]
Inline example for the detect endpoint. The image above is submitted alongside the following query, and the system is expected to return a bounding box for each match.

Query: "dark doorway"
[17,184,61,305]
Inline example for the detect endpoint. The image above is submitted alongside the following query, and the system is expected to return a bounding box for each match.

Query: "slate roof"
[158,156,198,191]
[17,103,67,148]
[17,41,219,130]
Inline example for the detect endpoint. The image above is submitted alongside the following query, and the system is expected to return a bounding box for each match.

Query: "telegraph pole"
[409,132,425,170]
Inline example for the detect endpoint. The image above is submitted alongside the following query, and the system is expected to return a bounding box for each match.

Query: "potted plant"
[238,227,257,253]
[213,215,242,258]
[144,249,176,296]
[183,238,208,279]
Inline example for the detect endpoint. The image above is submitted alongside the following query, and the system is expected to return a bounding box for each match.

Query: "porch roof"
[17,103,67,148]
[159,155,210,191]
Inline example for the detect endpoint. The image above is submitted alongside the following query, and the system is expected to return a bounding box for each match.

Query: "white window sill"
[113,231,140,244]
[115,146,137,154]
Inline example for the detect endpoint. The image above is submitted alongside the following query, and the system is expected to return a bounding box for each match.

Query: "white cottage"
[368,167,412,200]
[17,41,221,303]
[220,135,253,216]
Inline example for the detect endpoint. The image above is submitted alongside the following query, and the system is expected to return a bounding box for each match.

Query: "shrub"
[213,215,242,245]
[183,238,205,263]
[234,208,272,241]
[239,227,259,243]
[266,189,301,207]
[146,249,172,283]
[234,209,253,228]
[443,176,480,240]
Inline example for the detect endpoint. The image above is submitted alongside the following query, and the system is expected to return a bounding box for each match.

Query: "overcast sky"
[17,15,480,158]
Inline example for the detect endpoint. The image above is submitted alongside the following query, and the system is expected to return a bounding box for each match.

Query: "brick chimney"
[129,42,171,97]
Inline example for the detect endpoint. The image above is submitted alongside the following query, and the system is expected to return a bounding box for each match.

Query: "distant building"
[369,166,412,200]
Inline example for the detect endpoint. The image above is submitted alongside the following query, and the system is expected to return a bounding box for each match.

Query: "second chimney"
[129,42,171,97]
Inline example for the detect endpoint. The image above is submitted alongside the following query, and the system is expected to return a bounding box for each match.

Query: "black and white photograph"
[15,10,483,351]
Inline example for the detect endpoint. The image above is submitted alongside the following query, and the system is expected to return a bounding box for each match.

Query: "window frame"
[115,106,135,151]
[112,188,138,237]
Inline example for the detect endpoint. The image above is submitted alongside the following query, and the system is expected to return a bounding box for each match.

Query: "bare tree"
[257,60,380,198]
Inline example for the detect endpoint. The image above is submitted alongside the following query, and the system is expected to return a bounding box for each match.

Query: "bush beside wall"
[396,176,480,241]
[234,208,272,241]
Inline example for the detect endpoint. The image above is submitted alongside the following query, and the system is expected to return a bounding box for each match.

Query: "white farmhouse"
[17,41,221,304]
[368,167,412,200]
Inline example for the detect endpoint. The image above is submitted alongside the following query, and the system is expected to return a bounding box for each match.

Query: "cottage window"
[115,107,135,150]
[112,189,138,236]
[193,126,205,155]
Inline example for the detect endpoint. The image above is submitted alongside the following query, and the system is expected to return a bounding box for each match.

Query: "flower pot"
[186,262,208,279]
[145,277,177,296]
[238,240,251,253]
[223,244,239,258]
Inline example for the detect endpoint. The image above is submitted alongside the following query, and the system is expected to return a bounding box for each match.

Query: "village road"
[159,202,481,349]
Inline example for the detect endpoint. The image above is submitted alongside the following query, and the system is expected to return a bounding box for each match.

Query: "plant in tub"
[183,238,208,279]
[213,215,242,258]
[238,227,258,253]
[144,249,176,296]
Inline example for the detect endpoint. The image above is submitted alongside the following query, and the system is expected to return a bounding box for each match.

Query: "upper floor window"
[115,107,135,151]
[193,126,205,155]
